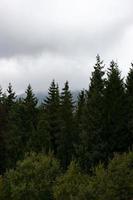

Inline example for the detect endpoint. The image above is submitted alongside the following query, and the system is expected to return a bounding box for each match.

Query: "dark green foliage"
[30,111,50,153]
[4,153,60,200]
[75,90,86,134]
[77,55,105,170]
[4,101,25,169]
[126,63,133,95]
[23,84,38,131]
[125,63,133,148]
[53,161,90,200]
[0,56,133,199]
[88,152,133,200]
[5,85,38,169]
[103,61,127,158]
[5,83,16,110]
[74,89,88,169]
[43,80,61,155]
[1,151,133,200]
[0,88,6,173]
[53,151,133,200]
[0,84,16,173]
[21,85,38,151]
[0,176,4,199]
[59,81,75,167]
[1,57,130,173]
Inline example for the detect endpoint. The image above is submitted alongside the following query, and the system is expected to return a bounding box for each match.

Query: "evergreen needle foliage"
[0,56,133,199]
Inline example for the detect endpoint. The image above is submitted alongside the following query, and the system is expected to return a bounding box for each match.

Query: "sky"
[0,0,133,93]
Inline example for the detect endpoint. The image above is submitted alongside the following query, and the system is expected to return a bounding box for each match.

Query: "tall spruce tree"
[77,55,105,170]
[103,61,127,158]
[42,80,61,154]
[76,90,86,130]
[6,83,16,110]
[23,84,38,150]
[24,84,38,125]
[59,81,75,168]
[74,90,86,158]
[125,63,133,148]
[4,84,18,170]
[5,100,24,169]
[0,87,7,173]
[6,84,39,167]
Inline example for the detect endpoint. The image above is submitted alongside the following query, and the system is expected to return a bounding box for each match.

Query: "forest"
[0,55,133,199]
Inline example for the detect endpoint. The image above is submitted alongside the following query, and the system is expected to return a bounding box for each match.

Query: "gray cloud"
[0,0,132,57]
[0,0,132,92]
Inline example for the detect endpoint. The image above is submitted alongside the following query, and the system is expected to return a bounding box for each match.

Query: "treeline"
[0,55,133,174]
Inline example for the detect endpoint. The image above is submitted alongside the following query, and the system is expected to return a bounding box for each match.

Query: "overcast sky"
[0,0,133,93]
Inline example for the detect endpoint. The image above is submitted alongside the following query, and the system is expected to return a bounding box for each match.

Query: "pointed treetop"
[126,63,133,95]
[7,83,16,99]
[61,81,74,111]
[6,83,16,107]
[105,61,125,100]
[95,54,104,70]
[24,84,38,106]
[50,79,56,88]
[107,60,122,80]
[77,90,85,105]
[48,80,58,94]
[61,81,73,100]
[108,60,119,72]
[0,86,2,97]
[63,81,69,91]
[44,80,60,106]
[89,55,105,93]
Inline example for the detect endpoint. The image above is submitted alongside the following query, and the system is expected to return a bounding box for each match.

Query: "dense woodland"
[0,55,133,199]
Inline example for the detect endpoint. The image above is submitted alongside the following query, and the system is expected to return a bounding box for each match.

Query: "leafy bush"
[0,176,4,199]
[53,161,90,200]
[2,151,133,200]
[4,152,60,200]
[54,152,133,200]
[88,152,133,200]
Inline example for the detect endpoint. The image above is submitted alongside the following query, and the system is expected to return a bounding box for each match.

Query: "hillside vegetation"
[0,55,133,199]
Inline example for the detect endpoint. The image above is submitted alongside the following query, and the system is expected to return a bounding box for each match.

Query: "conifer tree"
[125,63,133,148]
[76,90,86,130]
[23,84,38,129]
[6,83,16,110]
[4,85,21,169]
[5,100,24,169]
[0,87,6,173]
[37,80,61,154]
[5,84,38,169]
[77,55,105,170]
[74,90,86,158]
[24,84,38,107]
[22,84,38,150]
[1,84,17,171]
[103,61,127,158]
[59,81,75,168]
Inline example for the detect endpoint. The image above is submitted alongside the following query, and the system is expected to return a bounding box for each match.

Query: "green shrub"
[0,176,4,199]
[54,152,133,200]
[89,152,133,200]
[4,152,60,200]
[2,151,133,200]
[53,161,90,200]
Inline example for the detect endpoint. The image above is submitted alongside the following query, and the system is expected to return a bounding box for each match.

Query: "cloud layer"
[0,0,133,92]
